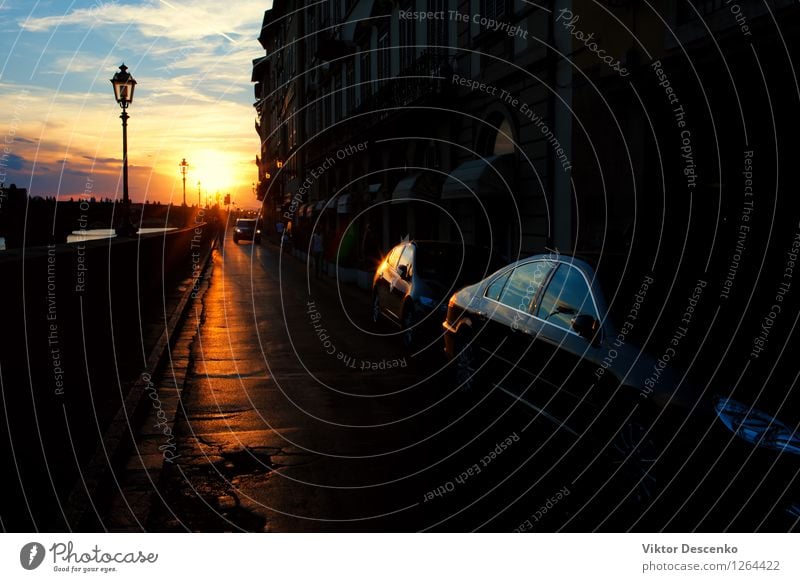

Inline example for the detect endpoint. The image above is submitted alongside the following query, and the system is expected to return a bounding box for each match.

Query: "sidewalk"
[272,237,374,299]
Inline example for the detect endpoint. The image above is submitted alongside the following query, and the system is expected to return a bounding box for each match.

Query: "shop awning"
[441,154,516,200]
[368,182,385,201]
[391,171,445,204]
[337,193,352,214]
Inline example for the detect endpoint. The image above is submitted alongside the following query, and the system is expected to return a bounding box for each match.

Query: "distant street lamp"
[110,63,138,236]
[197,180,201,208]
[179,158,189,206]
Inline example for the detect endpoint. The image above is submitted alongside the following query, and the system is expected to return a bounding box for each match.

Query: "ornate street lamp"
[179,158,189,206]
[110,63,138,236]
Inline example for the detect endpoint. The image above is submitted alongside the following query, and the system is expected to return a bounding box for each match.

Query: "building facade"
[253,0,572,270]
[252,0,800,273]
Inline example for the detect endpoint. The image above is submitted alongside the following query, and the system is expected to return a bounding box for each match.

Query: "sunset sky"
[0,0,270,207]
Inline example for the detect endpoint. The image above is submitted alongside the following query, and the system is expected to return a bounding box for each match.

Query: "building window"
[360,50,372,104]
[334,71,343,122]
[427,0,449,60]
[346,60,355,112]
[377,30,390,87]
[424,142,441,169]
[479,115,515,156]
[493,118,514,155]
[325,81,333,126]
[481,0,506,21]
[333,0,342,24]
[321,1,330,25]
[307,12,317,59]
[399,4,416,72]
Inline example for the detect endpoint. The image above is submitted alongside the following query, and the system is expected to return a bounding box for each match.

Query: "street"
[133,235,572,532]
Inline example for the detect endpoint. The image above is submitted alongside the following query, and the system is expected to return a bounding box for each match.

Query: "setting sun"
[165,149,253,202]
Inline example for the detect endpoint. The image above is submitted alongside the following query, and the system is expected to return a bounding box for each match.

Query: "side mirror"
[572,314,600,345]
[397,264,409,280]
[555,303,576,316]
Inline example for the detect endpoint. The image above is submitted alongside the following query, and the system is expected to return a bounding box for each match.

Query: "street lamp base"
[114,223,139,237]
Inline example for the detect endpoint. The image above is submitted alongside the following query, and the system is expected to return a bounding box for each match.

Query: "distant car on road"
[233,218,261,244]
[442,252,799,524]
[371,240,500,349]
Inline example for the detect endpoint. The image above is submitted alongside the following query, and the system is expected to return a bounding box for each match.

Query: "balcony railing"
[355,51,451,117]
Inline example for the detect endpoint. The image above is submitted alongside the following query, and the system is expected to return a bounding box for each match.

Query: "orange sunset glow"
[0,1,269,208]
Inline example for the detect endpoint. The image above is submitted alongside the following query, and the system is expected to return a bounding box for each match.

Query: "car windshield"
[237,219,256,228]
[414,244,494,286]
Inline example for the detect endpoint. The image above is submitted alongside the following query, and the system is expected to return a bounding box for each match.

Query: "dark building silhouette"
[252,0,569,267]
[252,0,800,270]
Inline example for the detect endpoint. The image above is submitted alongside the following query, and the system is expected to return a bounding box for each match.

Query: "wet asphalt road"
[143,235,580,532]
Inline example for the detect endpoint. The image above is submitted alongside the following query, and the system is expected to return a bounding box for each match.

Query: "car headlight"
[256,229,261,234]
[714,396,800,456]
[418,296,438,309]
[235,228,241,233]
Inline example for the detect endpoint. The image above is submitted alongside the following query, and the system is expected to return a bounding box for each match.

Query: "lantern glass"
[111,64,137,106]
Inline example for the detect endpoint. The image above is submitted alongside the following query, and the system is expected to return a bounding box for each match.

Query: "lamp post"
[197,180,201,207]
[110,63,138,236]
[179,158,189,206]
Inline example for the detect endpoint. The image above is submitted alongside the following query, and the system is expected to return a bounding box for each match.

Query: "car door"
[530,262,605,436]
[377,244,404,318]
[475,259,557,399]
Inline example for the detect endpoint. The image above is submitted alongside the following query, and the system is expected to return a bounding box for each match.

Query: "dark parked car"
[443,252,799,526]
[371,241,499,348]
[233,218,261,244]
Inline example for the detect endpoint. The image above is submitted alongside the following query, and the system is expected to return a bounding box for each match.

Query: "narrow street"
[141,235,556,532]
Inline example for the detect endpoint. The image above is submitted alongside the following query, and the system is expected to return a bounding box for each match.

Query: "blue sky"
[0,0,270,205]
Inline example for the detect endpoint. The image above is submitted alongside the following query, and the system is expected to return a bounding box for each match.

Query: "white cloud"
[3,1,270,202]
[21,0,271,44]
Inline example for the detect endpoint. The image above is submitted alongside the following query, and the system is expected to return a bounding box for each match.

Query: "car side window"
[485,271,511,301]
[397,244,414,275]
[536,264,598,331]
[386,245,403,268]
[493,261,554,312]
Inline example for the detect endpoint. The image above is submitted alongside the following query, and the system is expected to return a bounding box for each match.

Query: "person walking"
[311,230,324,278]
[275,220,285,245]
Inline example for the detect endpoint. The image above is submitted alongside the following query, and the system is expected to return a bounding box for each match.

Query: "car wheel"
[371,293,382,326]
[454,334,477,391]
[401,306,418,349]
[606,415,660,509]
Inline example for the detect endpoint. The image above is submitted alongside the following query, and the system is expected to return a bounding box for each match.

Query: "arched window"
[478,114,515,156]
[493,118,514,156]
